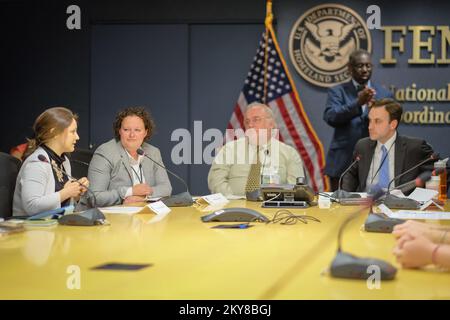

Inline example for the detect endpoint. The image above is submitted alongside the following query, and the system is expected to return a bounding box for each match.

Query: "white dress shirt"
[366,131,397,189]
[125,151,145,198]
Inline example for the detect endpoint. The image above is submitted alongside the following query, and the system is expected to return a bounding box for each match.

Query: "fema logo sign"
[289,4,372,88]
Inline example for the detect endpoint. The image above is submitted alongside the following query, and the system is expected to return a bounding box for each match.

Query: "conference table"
[1,199,449,300]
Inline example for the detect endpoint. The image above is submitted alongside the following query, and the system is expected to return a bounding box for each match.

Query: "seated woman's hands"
[77,177,89,195]
[393,232,436,268]
[393,220,448,244]
[60,180,84,202]
[123,195,146,204]
[393,220,433,240]
[132,183,153,197]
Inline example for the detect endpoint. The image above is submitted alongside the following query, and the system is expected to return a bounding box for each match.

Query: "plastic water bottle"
[434,158,448,201]
[425,176,440,200]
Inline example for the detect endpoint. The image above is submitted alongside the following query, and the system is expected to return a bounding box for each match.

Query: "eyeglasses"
[244,116,267,126]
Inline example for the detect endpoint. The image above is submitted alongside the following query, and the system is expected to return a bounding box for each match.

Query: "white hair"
[245,102,275,120]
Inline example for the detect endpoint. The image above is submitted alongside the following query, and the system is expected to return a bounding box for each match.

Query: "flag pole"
[263,0,273,104]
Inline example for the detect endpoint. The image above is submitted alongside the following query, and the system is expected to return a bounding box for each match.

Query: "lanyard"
[130,164,143,184]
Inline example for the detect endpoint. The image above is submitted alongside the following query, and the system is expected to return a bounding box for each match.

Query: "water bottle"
[425,176,440,200]
[434,159,448,201]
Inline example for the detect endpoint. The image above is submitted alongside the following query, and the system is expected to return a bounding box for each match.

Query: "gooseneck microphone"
[331,154,361,201]
[70,158,90,167]
[392,167,445,194]
[136,148,194,207]
[379,152,440,211]
[330,185,397,281]
[387,152,439,192]
[37,154,105,225]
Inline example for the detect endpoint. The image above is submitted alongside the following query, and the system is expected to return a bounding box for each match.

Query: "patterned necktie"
[378,145,390,189]
[245,146,261,193]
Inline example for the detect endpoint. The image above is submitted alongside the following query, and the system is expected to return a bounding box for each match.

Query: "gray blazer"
[87,139,172,207]
[13,147,72,216]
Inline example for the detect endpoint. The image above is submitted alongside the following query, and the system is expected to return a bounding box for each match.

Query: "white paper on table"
[99,206,145,215]
[407,187,438,203]
[225,194,246,200]
[200,193,229,206]
[377,204,395,216]
[386,210,450,220]
[390,189,407,198]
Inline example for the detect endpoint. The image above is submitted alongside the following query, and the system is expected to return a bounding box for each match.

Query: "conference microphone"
[330,185,397,280]
[37,154,105,225]
[392,167,445,194]
[70,158,90,167]
[365,168,444,232]
[387,152,439,192]
[136,148,194,207]
[364,186,405,233]
[331,154,362,201]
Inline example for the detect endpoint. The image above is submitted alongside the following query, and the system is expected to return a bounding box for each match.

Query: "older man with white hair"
[208,102,305,197]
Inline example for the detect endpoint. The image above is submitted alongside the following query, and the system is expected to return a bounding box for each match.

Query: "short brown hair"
[369,98,403,127]
[113,106,155,141]
[25,107,78,159]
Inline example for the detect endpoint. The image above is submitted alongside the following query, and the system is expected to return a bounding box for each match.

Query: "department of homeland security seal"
[289,3,371,88]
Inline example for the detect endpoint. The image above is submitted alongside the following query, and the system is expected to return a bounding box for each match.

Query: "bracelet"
[440,230,449,244]
[432,244,441,265]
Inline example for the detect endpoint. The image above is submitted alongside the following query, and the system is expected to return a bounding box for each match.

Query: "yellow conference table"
[1,200,449,300]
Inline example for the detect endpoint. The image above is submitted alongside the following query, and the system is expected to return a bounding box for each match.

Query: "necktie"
[245,146,261,193]
[378,145,390,189]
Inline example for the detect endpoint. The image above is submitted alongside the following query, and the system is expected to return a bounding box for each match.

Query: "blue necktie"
[378,145,390,189]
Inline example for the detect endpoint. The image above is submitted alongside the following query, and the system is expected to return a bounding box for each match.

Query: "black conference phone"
[260,179,316,208]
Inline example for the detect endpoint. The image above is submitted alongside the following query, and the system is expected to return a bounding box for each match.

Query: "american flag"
[227,26,327,192]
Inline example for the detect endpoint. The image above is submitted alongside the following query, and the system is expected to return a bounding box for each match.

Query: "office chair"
[0,152,21,218]
[68,148,94,179]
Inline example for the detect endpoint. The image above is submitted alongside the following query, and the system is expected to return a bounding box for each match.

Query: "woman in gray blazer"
[88,107,172,207]
[13,107,89,216]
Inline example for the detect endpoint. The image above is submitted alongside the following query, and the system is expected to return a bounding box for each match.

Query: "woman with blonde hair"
[13,107,89,216]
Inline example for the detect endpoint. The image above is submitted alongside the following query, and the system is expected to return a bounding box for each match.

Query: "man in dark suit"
[323,49,393,191]
[342,98,435,192]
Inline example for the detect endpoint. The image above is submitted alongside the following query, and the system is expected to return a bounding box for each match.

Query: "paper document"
[385,210,450,220]
[407,188,438,203]
[225,195,246,200]
[99,206,145,215]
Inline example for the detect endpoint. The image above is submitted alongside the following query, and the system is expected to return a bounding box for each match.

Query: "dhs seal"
[289,4,371,88]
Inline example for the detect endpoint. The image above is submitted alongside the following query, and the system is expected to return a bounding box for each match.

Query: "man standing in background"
[323,49,393,191]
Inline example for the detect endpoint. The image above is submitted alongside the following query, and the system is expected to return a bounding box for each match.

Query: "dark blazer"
[342,135,435,192]
[323,80,393,178]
